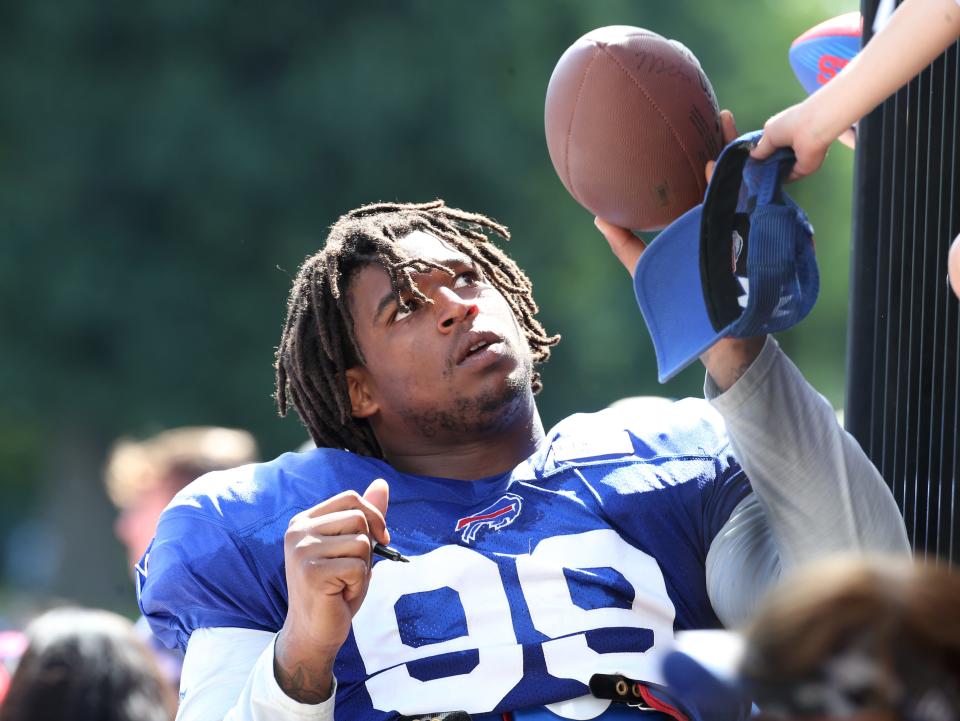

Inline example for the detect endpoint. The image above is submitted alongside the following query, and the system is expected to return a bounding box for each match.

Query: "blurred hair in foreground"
[0,607,175,721]
[742,555,960,720]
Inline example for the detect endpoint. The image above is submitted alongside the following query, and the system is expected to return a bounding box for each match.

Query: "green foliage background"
[0,0,856,615]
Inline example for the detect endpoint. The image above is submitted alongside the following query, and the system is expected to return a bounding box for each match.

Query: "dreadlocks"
[275,199,560,458]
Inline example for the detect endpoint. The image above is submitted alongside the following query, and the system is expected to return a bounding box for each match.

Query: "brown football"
[545,26,723,231]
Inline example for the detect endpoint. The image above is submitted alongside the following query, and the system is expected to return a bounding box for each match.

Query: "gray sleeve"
[703,336,910,627]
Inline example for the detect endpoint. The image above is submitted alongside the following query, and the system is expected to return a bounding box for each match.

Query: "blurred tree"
[0,0,856,612]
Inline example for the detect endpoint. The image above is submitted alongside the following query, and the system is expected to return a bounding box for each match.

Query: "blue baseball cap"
[633,130,818,383]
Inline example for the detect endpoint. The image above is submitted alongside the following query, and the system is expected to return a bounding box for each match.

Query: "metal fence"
[846,0,960,561]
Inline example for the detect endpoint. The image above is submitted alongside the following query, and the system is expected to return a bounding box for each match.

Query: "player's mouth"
[455,330,505,367]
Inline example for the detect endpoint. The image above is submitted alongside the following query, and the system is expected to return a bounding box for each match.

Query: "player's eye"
[454,270,481,288]
[392,298,420,322]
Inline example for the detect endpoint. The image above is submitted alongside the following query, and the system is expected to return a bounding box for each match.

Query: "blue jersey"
[138,401,750,721]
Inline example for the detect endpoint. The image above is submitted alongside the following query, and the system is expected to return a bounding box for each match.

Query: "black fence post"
[846,0,960,561]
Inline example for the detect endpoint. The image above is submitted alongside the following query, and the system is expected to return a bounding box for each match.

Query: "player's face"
[346,231,534,439]
[949,234,960,299]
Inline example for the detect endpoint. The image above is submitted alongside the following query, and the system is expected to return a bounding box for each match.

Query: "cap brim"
[634,205,725,383]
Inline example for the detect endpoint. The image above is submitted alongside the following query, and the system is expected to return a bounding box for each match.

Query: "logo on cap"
[455,493,523,544]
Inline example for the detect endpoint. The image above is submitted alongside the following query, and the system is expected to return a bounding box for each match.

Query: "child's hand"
[750,99,832,181]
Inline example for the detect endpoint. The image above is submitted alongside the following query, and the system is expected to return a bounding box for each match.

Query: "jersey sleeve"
[618,398,752,549]
[176,629,336,721]
[137,507,286,652]
[137,449,387,653]
[698,444,753,550]
[566,401,753,562]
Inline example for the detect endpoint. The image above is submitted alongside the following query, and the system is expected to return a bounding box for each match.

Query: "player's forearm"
[807,0,960,142]
[702,336,910,624]
[274,628,337,704]
[175,628,335,721]
[706,336,909,568]
[699,336,766,393]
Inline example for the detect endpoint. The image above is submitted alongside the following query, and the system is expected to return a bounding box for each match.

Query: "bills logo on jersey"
[455,493,522,543]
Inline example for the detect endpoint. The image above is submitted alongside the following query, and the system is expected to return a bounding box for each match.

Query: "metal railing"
[846,0,960,561]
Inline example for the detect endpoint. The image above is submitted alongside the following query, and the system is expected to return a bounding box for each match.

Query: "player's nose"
[435,287,478,332]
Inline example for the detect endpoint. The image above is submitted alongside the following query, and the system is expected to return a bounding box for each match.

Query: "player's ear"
[345,366,379,418]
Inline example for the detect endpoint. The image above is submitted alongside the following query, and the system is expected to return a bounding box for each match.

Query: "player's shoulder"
[162,446,391,533]
[140,446,393,642]
[140,448,389,649]
[547,396,729,461]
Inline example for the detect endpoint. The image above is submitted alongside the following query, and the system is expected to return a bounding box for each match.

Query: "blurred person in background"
[740,555,960,720]
[0,607,175,721]
[105,426,260,571]
[105,426,259,688]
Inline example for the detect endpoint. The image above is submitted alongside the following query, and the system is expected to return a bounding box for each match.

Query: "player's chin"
[458,378,531,435]
[458,360,518,404]
[469,353,531,400]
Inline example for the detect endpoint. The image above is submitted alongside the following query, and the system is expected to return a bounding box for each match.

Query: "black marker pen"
[372,542,410,563]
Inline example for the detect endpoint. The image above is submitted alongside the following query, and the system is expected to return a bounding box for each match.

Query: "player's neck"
[379,400,545,481]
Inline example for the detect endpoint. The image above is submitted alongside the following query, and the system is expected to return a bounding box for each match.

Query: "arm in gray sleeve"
[704,336,910,627]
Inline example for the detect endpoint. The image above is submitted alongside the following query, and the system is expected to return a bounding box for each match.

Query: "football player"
[138,114,909,721]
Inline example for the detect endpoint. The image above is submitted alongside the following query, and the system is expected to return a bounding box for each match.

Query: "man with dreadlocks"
[138,114,908,721]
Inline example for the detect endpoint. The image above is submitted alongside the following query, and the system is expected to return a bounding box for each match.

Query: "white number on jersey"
[351,531,676,718]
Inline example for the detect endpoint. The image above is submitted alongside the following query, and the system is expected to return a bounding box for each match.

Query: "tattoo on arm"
[273,657,334,704]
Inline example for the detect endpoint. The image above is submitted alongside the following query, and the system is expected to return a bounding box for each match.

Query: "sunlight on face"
[346,230,533,442]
